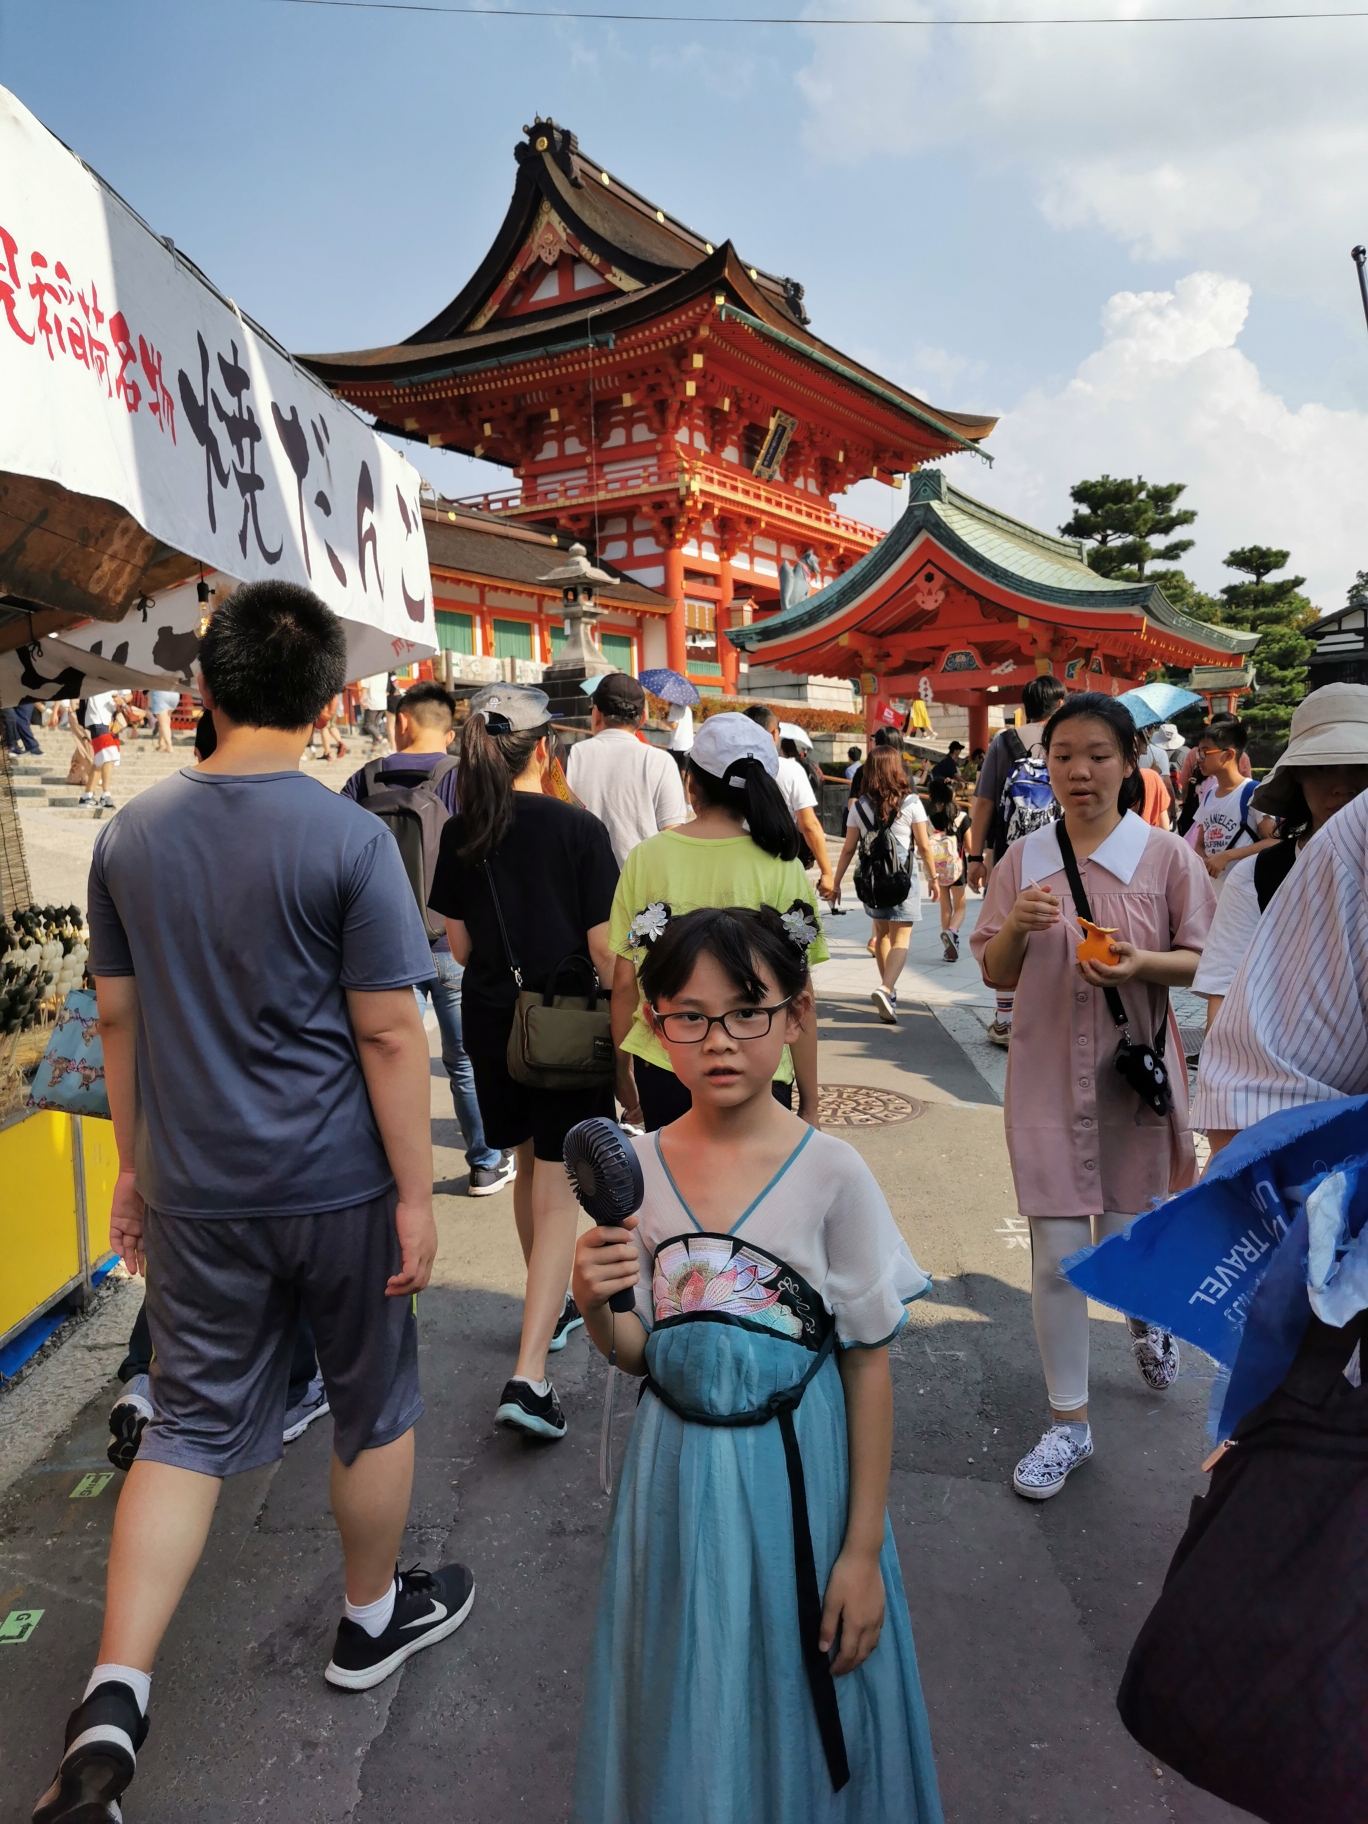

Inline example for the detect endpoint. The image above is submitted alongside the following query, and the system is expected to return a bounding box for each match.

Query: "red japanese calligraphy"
[0,225,173,436]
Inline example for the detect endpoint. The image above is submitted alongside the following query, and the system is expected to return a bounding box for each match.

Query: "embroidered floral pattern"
[628,901,672,951]
[653,1236,806,1339]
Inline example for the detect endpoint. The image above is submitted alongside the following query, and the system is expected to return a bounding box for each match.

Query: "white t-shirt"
[565,727,689,867]
[359,673,389,712]
[629,1126,931,1348]
[1194,779,1262,889]
[846,790,928,857]
[776,754,818,818]
[667,705,693,753]
[1191,852,1264,997]
[84,692,118,727]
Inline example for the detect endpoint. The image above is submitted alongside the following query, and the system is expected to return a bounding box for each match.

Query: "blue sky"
[4,0,1367,602]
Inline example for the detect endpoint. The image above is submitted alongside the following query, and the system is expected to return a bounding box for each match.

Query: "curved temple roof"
[731,468,1260,672]
[299,118,995,465]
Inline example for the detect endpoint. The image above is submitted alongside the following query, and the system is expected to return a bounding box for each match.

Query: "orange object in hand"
[1076,918,1121,966]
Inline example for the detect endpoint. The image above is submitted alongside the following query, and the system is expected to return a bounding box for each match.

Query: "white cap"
[688,712,779,784]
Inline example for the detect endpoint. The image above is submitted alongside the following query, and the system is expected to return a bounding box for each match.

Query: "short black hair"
[847,746,861,761]
[639,905,810,1009]
[1021,674,1067,722]
[397,681,456,730]
[1198,714,1248,754]
[743,703,778,734]
[199,581,347,729]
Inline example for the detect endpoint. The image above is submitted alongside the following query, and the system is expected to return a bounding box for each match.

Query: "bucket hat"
[1250,682,1368,816]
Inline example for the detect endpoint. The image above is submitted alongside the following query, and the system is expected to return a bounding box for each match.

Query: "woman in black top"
[428,684,619,1444]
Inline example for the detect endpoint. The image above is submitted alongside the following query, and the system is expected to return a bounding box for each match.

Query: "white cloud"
[970,271,1367,607]
[796,3,1368,303]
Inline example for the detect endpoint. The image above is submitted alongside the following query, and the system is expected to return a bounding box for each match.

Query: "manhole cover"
[818,1084,926,1127]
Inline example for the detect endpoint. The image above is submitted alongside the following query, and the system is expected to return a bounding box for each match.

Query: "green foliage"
[1061,476,1196,580]
[1346,570,1368,608]
[1216,548,1315,740]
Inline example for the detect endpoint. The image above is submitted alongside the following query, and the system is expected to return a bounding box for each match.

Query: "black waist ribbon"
[642,1326,851,1792]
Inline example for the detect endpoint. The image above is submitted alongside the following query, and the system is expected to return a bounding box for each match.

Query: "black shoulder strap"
[482,860,523,988]
[354,757,387,804]
[1001,726,1028,769]
[854,799,876,835]
[1253,838,1298,913]
[1054,822,1131,1035]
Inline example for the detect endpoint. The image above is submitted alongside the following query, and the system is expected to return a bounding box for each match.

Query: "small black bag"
[1055,823,1173,1118]
[1118,1309,1368,1823]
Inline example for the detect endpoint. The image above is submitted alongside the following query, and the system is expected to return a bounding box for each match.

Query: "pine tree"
[1217,547,1316,741]
[1061,476,1197,580]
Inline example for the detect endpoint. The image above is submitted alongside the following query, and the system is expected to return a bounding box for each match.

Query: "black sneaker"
[494,1378,566,1440]
[33,1680,148,1823]
[107,1374,153,1472]
[324,1562,475,1691]
[467,1153,516,1197]
[548,1295,583,1353]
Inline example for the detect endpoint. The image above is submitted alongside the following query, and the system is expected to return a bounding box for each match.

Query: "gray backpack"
[353,757,458,943]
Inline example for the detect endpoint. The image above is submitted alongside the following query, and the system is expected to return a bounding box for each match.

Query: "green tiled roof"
[733,469,1259,659]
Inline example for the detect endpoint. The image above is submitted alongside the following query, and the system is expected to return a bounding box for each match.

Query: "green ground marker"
[70,1472,114,1499]
[0,1609,44,1643]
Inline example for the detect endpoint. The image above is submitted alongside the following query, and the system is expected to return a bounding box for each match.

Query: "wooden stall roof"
[422,502,672,614]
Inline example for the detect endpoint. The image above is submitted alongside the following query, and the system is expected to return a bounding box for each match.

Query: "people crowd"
[26,572,1368,1824]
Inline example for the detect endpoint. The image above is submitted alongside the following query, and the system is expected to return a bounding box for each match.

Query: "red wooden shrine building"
[302,118,995,694]
[730,469,1261,750]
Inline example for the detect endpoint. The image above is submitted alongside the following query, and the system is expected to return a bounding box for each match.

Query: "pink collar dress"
[969,812,1216,1218]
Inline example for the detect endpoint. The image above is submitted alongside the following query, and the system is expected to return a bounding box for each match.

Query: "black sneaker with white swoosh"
[325,1562,475,1691]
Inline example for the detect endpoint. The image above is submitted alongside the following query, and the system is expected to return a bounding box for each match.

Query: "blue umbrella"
[1114,681,1203,729]
[639,668,700,707]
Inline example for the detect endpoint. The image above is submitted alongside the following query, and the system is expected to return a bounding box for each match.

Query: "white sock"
[513,1376,550,1397]
[86,1663,151,1715]
[1058,1419,1091,1444]
[345,1579,396,1638]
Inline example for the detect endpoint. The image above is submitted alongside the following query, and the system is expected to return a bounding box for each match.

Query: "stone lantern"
[538,542,621,719]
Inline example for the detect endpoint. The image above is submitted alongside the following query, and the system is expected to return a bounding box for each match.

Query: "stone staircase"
[7,733,196,818]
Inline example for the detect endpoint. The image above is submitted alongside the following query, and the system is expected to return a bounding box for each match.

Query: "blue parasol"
[1114,682,1204,729]
[639,668,700,707]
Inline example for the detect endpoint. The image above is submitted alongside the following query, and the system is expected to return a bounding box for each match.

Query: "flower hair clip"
[780,900,820,956]
[627,901,672,951]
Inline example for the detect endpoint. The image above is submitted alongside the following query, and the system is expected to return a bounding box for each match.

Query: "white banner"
[0,84,435,693]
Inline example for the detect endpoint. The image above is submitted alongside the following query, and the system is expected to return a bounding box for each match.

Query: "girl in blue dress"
[571,904,943,1824]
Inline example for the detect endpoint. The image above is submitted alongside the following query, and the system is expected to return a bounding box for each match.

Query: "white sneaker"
[871,986,898,1024]
[98,793,115,808]
[1133,1326,1180,1390]
[941,928,961,962]
[468,1152,516,1197]
[78,791,97,806]
[1012,1424,1093,1500]
[986,1018,1012,1048]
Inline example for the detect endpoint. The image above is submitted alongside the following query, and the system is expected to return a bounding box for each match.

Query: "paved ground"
[0,789,1249,1823]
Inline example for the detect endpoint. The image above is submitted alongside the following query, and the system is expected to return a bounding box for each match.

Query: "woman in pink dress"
[970,693,1215,1501]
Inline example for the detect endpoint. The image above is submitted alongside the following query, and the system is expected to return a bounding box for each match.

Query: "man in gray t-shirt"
[34,585,475,1824]
[565,671,687,866]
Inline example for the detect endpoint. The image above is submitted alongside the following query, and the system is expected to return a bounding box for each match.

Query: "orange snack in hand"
[1076,918,1121,966]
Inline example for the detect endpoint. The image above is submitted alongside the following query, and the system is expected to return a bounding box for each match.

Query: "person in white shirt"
[1191,683,1368,1028]
[830,745,937,1024]
[1191,717,1276,892]
[565,673,689,866]
[1195,785,1368,1158]
[358,672,391,752]
[742,704,835,899]
[79,690,125,809]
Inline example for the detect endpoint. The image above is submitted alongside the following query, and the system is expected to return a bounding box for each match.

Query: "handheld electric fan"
[563,1117,644,1313]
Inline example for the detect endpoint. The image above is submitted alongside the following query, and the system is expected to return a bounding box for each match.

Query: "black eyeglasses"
[651,1000,793,1044]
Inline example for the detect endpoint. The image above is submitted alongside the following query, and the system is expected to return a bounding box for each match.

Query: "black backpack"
[852,799,912,911]
[1117,1307,1368,1822]
[352,757,458,943]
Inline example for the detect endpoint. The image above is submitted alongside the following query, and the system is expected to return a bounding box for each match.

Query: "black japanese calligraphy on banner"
[0,80,434,670]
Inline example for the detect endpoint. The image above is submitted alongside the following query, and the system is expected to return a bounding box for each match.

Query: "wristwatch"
[966,853,984,863]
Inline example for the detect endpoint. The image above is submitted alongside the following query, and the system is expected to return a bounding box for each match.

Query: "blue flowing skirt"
[572,1315,943,1824]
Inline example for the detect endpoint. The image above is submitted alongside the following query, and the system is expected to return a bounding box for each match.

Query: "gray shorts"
[139,1190,424,1476]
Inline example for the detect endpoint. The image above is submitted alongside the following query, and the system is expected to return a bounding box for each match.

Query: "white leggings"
[1029,1215,1148,1413]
